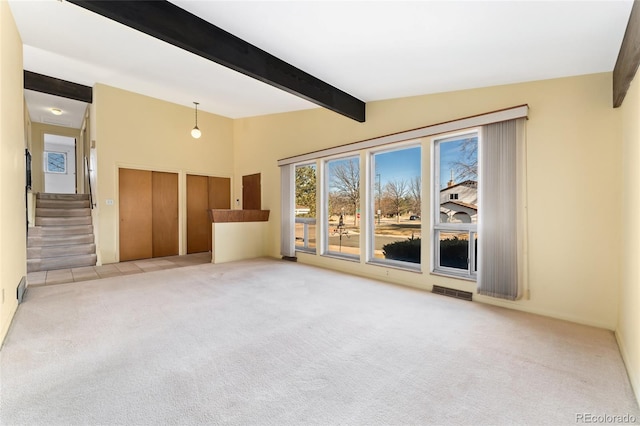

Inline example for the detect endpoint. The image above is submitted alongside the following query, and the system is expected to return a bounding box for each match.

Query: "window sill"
[430,270,477,282]
[295,247,316,255]
[367,259,422,273]
[321,252,360,263]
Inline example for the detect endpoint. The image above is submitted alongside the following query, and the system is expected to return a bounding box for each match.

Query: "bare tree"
[329,158,359,225]
[384,179,408,223]
[452,137,478,182]
[408,176,421,216]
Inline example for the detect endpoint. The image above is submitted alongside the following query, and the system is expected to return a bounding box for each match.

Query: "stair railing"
[85,156,96,209]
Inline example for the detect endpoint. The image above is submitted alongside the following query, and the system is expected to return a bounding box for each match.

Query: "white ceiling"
[8,0,634,128]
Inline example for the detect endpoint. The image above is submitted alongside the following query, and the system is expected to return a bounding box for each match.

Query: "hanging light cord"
[191,101,202,139]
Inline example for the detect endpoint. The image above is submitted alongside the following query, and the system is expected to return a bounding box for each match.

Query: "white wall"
[44,135,76,193]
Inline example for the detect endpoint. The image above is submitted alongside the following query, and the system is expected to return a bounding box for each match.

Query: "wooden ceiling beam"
[24,70,93,103]
[66,0,365,122]
[613,0,640,108]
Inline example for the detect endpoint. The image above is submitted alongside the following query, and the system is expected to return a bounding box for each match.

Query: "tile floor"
[27,252,212,287]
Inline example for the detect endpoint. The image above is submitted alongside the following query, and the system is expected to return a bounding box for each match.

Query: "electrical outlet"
[106,199,114,206]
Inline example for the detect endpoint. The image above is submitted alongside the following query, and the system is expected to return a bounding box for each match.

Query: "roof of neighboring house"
[440,180,477,192]
[441,200,478,211]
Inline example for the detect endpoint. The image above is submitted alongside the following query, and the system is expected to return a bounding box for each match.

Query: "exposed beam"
[613,0,640,108]
[24,71,93,104]
[66,0,366,122]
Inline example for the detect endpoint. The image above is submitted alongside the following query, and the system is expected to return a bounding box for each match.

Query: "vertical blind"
[280,164,295,257]
[478,118,528,300]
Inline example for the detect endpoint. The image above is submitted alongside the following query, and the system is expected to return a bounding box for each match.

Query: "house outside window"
[432,131,478,278]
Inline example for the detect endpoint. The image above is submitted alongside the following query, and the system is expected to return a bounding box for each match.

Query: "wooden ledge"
[209,209,270,223]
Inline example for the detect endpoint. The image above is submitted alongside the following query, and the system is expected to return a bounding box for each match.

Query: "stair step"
[35,216,92,226]
[28,233,94,248]
[27,254,97,273]
[28,243,96,259]
[28,225,93,237]
[36,207,90,218]
[37,193,90,201]
[36,199,90,209]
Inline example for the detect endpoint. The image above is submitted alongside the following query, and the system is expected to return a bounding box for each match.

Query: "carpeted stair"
[27,193,97,272]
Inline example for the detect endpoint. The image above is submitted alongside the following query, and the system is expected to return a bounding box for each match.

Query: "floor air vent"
[432,285,473,301]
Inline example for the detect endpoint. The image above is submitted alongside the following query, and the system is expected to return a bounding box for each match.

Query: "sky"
[438,136,477,189]
[324,138,477,190]
[374,146,421,187]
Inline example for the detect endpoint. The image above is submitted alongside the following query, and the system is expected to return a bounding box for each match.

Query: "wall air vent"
[432,285,473,301]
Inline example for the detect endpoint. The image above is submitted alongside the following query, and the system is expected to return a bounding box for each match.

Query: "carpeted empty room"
[1,258,638,425]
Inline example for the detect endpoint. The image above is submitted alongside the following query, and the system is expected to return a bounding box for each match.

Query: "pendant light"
[191,101,201,139]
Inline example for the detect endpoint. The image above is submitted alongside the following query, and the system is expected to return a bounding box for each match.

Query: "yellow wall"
[0,1,26,344]
[619,77,640,404]
[234,73,622,330]
[212,222,268,264]
[30,122,82,194]
[93,84,234,264]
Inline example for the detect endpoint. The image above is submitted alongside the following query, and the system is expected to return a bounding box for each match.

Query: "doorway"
[242,173,261,209]
[43,133,76,194]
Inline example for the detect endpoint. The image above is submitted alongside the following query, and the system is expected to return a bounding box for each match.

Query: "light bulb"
[191,126,201,139]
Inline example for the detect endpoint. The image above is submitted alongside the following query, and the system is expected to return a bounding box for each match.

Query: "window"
[45,151,67,174]
[325,156,360,258]
[295,163,317,252]
[277,106,527,283]
[432,131,478,279]
[370,145,421,266]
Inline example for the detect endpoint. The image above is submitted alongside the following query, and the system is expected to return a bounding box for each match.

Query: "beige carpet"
[1,258,638,425]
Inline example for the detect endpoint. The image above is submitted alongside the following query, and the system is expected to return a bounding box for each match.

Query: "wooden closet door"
[187,174,210,254]
[119,168,152,261]
[209,176,231,209]
[152,171,179,257]
[242,173,261,210]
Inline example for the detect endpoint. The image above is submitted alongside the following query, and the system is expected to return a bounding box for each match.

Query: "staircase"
[27,193,97,272]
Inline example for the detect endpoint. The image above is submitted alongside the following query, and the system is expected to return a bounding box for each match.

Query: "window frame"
[322,154,361,261]
[367,141,422,271]
[431,129,480,280]
[294,162,318,254]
